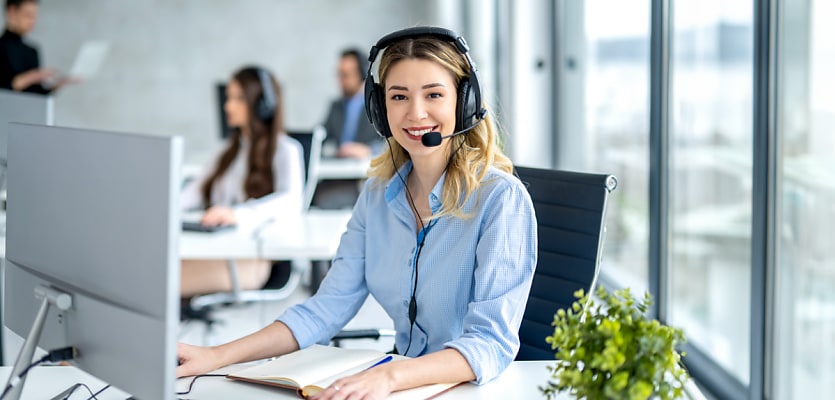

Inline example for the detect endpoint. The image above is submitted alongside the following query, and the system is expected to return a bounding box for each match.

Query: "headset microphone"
[420,122,481,147]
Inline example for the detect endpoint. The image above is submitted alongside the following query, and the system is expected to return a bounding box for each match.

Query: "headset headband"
[367,26,471,66]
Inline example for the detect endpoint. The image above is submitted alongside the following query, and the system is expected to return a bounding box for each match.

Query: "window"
[572,0,651,293]
[667,1,753,384]
[774,0,835,398]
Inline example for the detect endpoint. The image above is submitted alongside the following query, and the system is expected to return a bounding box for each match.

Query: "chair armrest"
[331,329,396,347]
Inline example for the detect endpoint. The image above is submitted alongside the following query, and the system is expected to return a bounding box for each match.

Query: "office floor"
[178,284,396,353]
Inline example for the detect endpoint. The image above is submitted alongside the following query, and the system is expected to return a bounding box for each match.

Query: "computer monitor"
[217,82,230,139]
[2,123,182,399]
[0,90,54,192]
[0,90,54,367]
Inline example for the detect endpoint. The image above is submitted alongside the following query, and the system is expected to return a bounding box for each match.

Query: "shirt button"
[403,300,409,306]
[420,337,425,344]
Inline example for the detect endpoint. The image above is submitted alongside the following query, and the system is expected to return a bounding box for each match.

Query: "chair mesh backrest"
[288,127,325,210]
[514,166,617,361]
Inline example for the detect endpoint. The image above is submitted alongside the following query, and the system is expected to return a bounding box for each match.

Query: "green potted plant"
[542,286,690,400]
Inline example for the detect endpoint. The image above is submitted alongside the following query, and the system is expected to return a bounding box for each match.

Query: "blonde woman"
[177,27,536,399]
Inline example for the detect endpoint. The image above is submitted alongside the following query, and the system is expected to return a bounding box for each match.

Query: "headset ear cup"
[257,98,272,121]
[365,78,391,138]
[255,68,276,122]
[456,79,475,132]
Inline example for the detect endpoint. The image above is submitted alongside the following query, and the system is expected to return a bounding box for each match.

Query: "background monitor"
[2,123,182,399]
[0,90,54,192]
[217,82,230,139]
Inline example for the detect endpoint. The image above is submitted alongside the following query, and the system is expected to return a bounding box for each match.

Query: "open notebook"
[227,345,460,399]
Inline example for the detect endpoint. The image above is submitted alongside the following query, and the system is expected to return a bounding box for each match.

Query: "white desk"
[180,210,351,293]
[179,210,351,261]
[0,366,132,399]
[182,151,371,180]
[3,208,347,262]
[0,361,566,399]
[317,157,370,181]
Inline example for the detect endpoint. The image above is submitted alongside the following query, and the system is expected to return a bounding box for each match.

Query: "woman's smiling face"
[384,58,458,160]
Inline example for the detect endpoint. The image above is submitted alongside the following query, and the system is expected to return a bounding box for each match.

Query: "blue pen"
[365,355,393,371]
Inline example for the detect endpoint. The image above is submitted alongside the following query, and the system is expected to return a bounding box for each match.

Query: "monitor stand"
[2,285,72,400]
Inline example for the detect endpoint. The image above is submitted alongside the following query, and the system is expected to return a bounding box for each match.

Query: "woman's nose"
[407,99,428,121]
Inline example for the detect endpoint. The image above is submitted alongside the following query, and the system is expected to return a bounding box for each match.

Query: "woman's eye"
[428,92,443,99]
[391,94,406,101]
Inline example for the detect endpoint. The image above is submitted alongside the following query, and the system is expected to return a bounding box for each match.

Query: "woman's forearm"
[386,348,476,391]
[213,321,300,367]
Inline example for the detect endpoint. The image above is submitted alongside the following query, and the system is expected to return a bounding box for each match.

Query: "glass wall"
[667,1,753,384]
[578,0,651,294]
[775,0,835,398]
[493,0,833,396]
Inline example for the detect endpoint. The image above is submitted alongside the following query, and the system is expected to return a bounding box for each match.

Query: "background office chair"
[330,167,617,361]
[187,126,327,313]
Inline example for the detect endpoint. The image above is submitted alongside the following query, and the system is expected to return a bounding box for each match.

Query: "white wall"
[502,0,555,168]
[25,0,435,161]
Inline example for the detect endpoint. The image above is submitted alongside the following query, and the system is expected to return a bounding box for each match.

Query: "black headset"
[254,67,277,122]
[363,26,487,139]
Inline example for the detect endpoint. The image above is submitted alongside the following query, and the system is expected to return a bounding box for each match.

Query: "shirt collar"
[384,160,447,212]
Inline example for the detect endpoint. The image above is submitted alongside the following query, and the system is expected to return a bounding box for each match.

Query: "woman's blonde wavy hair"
[367,36,513,219]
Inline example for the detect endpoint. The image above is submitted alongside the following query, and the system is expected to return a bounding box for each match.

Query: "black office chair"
[288,127,327,211]
[330,167,617,361]
[186,126,327,313]
[514,166,617,360]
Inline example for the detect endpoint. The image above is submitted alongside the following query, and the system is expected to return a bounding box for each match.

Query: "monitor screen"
[216,82,230,139]
[3,123,182,399]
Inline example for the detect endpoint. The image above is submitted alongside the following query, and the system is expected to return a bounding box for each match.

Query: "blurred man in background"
[1,0,75,94]
[313,48,382,209]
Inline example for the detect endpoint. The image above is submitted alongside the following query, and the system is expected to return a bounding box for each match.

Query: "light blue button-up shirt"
[277,161,537,384]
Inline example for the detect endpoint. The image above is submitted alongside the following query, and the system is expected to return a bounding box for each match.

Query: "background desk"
[317,157,369,181]
[183,157,369,187]
[0,361,564,399]
[180,210,351,261]
[180,209,351,292]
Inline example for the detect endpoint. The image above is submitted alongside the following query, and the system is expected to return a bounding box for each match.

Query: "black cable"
[387,132,467,357]
[0,347,79,400]
[83,383,109,400]
[176,374,227,395]
[403,220,434,357]
[386,139,425,357]
[54,382,105,400]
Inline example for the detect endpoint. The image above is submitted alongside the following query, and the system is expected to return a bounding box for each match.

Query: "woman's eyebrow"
[387,82,447,91]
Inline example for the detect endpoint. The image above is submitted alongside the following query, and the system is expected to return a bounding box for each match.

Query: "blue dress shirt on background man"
[338,91,364,145]
[278,162,538,384]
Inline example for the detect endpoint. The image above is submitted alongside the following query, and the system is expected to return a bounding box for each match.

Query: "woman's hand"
[337,142,372,159]
[309,365,396,400]
[201,206,237,226]
[176,342,222,378]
